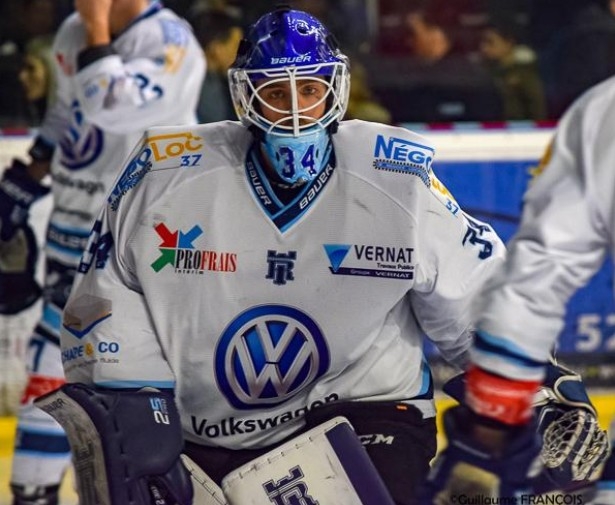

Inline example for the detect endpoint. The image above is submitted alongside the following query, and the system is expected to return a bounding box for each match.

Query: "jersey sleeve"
[35,23,74,147]
[73,17,204,134]
[410,172,507,369]
[474,87,613,382]
[60,135,175,390]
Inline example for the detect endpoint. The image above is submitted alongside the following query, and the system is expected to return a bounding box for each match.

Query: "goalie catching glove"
[422,362,611,502]
[532,362,611,491]
[35,384,194,505]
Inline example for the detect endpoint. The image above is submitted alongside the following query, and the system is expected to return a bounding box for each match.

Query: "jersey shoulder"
[107,121,249,212]
[52,13,86,62]
[142,121,249,171]
[334,120,460,213]
[116,7,199,57]
[335,120,435,185]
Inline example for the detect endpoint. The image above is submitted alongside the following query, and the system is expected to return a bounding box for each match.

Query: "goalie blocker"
[35,384,397,505]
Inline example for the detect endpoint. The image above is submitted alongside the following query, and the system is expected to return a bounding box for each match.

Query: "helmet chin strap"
[260,126,332,185]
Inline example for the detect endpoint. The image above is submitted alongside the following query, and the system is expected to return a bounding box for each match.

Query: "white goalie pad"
[180,454,229,505]
[221,416,395,505]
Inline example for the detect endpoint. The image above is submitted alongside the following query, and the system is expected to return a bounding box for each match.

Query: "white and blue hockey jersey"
[475,74,615,382]
[61,120,505,449]
[39,1,205,271]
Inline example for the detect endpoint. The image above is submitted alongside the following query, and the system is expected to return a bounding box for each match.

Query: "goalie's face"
[257,77,328,128]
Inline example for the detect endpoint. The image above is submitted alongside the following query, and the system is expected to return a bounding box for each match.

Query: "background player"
[0,0,205,503]
[423,60,615,503]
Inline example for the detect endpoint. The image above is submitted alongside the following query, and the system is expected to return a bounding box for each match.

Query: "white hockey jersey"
[475,75,615,381]
[39,1,205,270]
[61,120,505,449]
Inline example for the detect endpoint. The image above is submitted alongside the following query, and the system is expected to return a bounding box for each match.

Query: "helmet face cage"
[228,9,351,139]
[230,62,350,137]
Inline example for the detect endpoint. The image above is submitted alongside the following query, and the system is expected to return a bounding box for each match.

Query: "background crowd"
[2,0,615,127]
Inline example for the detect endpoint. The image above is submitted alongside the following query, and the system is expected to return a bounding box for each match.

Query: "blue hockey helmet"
[229,7,350,184]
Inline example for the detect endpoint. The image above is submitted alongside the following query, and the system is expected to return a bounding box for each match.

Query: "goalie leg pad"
[34,383,193,505]
[180,454,229,505]
[221,416,396,505]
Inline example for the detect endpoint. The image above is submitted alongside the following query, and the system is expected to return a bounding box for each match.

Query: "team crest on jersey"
[215,305,330,409]
[372,134,433,186]
[265,250,297,285]
[151,223,237,274]
[323,243,415,280]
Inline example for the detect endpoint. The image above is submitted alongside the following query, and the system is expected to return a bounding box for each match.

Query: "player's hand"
[0,159,49,241]
[74,0,112,45]
[420,405,542,504]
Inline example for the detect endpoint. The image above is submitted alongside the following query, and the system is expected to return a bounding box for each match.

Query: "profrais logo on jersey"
[372,134,434,186]
[151,223,237,274]
[323,243,415,280]
[215,305,330,410]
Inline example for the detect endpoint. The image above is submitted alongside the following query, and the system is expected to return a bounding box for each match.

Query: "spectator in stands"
[0,0,62,127]
[391,7,501,123]
[479,21,546,121]
[346,60,392,124]
[17,43,54,125]
[189,7,243,123]
[538,0,615,118]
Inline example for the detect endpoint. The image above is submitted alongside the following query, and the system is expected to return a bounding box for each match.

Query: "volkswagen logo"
[215,305,330,409]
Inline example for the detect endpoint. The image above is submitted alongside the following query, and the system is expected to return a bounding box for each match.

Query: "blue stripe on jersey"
[475,330,547,369]
[47,223,90,256]
[42,303,62,331]
[415,360,434,399]
[94,380,175,389]
[14,430,70,454]
[33,324,60,346]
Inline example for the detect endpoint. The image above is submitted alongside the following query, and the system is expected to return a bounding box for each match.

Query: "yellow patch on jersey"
[529,138,554,180]
[430,174,455,200]
[164,45,187,73]
[429,173,462,216]
[147,131,203,162]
